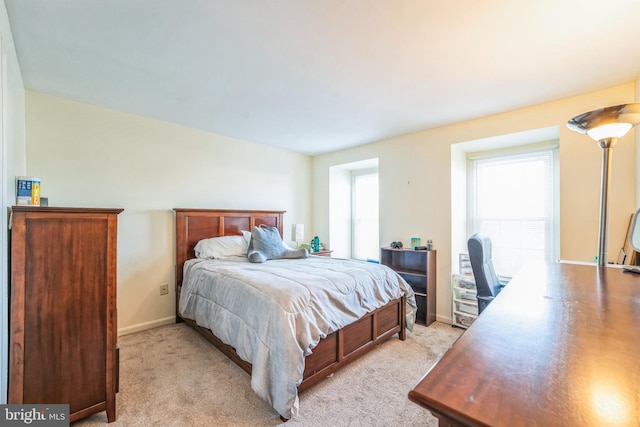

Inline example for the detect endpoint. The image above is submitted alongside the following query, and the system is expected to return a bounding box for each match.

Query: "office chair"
[467,233,503,314]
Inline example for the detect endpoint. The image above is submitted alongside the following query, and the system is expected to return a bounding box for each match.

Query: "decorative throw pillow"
[247,226,308,263]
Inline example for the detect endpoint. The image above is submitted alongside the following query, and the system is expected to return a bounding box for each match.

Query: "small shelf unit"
[381,248,436,326]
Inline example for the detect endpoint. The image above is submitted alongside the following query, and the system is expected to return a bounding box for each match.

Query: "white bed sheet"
[178,255,416,419]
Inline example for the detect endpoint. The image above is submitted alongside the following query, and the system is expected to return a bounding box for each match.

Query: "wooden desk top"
[409,261,640,426]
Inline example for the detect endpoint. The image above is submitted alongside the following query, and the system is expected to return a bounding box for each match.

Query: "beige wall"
[637,75,640,207]
[21,84,640,329]
[312,82,637,323]
[25,91,312,334]
[1,6,26,190]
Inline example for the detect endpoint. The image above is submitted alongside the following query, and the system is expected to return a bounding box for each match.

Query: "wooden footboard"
[180,294,406,393]
[299,294,405,392]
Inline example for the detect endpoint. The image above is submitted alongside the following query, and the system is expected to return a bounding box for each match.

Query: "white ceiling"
[5,0,640,155]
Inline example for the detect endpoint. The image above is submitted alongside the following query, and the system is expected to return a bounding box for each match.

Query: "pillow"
[247,226,308,263]
[194,235,248,259]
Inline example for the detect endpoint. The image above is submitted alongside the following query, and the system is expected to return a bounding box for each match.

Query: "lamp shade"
[567,103,640,141]
[587,123,632,141]
[292,224,304,242]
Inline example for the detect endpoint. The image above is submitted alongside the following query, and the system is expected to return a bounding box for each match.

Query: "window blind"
[351,169,379,261]
[468,144,558,277]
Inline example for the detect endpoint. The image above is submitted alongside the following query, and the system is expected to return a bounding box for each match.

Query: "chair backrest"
[467,233,501,300]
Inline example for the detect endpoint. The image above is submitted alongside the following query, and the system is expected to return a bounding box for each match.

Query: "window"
[468,143,558,277]
[329,159,379,260]
[351,169,379,260]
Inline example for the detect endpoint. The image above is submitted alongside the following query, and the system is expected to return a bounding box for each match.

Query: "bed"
[174,208,415,419]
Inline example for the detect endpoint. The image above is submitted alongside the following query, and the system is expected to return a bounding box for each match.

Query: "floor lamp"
[567,103,640,266]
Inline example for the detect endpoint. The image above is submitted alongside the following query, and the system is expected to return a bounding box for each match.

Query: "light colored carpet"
[74,321,463,426]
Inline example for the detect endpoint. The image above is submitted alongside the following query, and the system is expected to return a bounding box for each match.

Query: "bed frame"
[174,208,406,397]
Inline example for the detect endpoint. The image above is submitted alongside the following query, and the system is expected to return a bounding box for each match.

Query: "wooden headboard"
[173,208,285,312]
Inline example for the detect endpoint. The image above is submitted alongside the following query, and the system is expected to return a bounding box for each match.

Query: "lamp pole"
[597,138,617,266]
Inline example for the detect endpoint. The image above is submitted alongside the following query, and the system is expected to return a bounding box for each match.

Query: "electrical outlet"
[159,283,169,296]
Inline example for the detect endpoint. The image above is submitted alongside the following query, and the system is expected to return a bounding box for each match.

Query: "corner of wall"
[636,75,640,210]
[0,0,27,404]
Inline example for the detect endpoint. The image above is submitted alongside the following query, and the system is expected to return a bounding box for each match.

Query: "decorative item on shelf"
[426,240,433,251]
[16,176,41,206]
[411,237,421,249]
[292,224,304,248]
[567,103,640,266]
[390,241,403,249]
[311,236,320,253]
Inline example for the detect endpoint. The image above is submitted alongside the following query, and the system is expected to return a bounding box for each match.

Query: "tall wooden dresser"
[9,206,123,423]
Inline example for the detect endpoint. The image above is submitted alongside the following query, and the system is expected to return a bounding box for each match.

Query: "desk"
[409,261,640,426]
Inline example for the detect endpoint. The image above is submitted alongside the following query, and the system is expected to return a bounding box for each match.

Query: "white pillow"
[194,235,248,259]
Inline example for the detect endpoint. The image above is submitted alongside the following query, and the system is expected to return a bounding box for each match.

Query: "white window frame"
[467,141,559,277]
[350,168,379,261]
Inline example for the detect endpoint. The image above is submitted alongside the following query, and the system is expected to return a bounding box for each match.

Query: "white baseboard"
[436,313,453,325]
[118,316,176,336]
[119,313,453,335]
